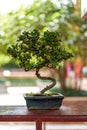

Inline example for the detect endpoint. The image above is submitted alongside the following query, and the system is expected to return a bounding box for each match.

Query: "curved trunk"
[35,68,56,94]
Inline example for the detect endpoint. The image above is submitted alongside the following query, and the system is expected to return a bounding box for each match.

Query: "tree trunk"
[58,66,66,90]
[35,68,56,94]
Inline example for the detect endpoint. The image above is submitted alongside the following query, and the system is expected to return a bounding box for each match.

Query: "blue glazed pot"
[24,93,64,110]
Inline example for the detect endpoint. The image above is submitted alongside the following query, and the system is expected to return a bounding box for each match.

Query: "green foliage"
[0,0,87,66]
[2,60,19,70]
[50,87,87,97]
[7,29,73,71]
[6,77,37,86]
[0,54,11,67]
[26,93,59,96]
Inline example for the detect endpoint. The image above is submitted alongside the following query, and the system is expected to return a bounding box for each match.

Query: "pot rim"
[23,93,64,99]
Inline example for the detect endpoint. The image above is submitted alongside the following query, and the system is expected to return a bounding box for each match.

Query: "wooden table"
[0,97,87,130]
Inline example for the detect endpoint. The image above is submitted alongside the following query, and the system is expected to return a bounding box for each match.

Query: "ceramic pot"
[24,93,64,110]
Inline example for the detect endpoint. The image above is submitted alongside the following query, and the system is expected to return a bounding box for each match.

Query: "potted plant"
[7,29,73,110]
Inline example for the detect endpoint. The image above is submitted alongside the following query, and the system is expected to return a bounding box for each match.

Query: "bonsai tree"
[7,29,73,94]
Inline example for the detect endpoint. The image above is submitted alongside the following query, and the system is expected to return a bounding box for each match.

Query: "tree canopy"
[7,29,73,70]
